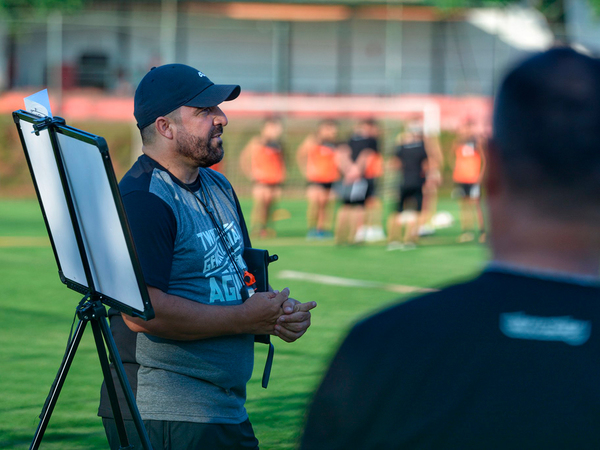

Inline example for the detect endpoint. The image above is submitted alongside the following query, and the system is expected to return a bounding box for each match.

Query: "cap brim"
[185,84,241,108]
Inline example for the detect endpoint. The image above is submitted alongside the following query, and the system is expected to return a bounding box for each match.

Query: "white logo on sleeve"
[198,71,206,78]
[500,312,591,346]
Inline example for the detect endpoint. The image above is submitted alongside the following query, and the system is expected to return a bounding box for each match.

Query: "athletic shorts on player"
[255,181,282,189]
[365,178,377,199]
[397,186,424,212]
[308,181,334,190]
[455,183,480,199]
[338,179,369,206]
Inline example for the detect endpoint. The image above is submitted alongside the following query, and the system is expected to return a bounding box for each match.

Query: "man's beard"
[176,126,224,168]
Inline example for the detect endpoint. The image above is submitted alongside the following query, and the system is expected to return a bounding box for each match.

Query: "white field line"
[0,236,49,247]
[277,270,438,294]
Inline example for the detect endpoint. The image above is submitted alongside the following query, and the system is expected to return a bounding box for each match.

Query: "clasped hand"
[243,287,316,343]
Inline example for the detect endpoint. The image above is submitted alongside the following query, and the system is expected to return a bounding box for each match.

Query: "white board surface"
[56,132,145,313]
[20,120,88,285]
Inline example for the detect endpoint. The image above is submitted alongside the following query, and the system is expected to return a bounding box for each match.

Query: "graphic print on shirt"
[500,311,591,346]
[197,222,245,303]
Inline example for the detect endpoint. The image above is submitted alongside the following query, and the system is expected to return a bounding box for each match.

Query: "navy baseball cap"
[134,64,241,129]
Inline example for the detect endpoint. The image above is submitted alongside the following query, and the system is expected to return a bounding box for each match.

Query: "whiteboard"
[14,111,153,319]
[19,119,88,287]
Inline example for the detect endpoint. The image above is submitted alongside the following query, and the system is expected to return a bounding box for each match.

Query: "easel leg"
[99,315,153,450]
[90,319,133,450]
[30,319,87,450]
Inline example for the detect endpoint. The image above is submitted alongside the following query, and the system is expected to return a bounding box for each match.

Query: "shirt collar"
[485,261,600,287]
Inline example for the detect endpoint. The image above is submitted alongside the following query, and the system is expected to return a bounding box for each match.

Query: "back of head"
[493,47,600,218]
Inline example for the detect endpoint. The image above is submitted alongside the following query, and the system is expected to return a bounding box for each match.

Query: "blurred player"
[240,117,285,238]
[360,119,386,242]
[420,123,443,236]
[296,120,340,239]
[334,119,376,245]
[387,125,429,250]
[452,119,486,243]
[301,47,600,449]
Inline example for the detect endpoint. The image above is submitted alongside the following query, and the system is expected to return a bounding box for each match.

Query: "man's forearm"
[122,287,248,340]
[122,286,284,340]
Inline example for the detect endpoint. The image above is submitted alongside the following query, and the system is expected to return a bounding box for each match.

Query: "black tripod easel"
[13,110,154,450]
[30,295,152,450]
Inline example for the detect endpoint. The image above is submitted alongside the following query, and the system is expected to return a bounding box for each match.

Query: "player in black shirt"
[386,126,429,250]
[334,119,378,245]
[359,119,386,242]
[302,48,600,449]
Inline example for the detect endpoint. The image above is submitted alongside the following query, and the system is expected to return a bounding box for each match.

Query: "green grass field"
[0,197,488,449]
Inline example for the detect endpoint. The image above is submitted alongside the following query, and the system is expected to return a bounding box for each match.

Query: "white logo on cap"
[198,71,206,78]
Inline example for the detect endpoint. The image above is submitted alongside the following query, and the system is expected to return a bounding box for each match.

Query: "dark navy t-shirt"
[395,141,428,188]
[99,154,254,424]
[301,270,600,449]
[348,135,378,162]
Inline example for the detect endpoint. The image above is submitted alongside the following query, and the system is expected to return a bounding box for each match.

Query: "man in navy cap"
[98,64,316,449]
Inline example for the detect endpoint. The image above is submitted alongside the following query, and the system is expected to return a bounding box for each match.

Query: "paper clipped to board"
[24,89,53,118]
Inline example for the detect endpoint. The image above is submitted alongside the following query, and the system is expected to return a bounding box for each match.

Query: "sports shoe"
[354,226,367,243]
[418,225,435,236]
[306,229,319,240]
[458,232,475,243]
[317,230,334,240]
[365,226,386,242]
[387,241,404,251]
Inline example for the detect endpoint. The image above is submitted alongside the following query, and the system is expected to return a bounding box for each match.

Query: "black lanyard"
[179,168,275,388]
[181,170,248,294]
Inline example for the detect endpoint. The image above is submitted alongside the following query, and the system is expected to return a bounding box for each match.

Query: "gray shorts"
[455,183,480,199]
[102,417,259,450]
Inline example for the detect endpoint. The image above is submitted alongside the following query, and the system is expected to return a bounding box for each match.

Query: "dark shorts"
[397,186,424,212]
[102,417,259,450]
[455,183,480,199]
[339,179,369,206]
[308,181,334,190]
[255,182,282,188]
[365,178,377,199]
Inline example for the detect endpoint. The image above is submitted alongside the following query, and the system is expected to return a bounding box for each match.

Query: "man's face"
[461,120,476,137]
[263,121,283,141]
[319,123,338,142]
[174,105,228,168]
[367,123,379,138]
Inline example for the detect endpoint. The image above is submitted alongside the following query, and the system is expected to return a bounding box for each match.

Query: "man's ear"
[155,116,175,140]
[484,138,504,198]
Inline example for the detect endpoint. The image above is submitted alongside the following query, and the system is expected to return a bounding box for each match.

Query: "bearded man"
[97,64,316,450]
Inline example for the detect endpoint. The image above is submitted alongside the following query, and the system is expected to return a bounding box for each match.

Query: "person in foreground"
[97,64,316,450]
[301,47,600,449]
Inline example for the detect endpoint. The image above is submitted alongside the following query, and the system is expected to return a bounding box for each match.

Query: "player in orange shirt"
[452,119,486,243]
[240,117,286,238]
[296,120,340,239]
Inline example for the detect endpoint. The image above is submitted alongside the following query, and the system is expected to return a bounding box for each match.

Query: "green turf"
[0,197,488,449]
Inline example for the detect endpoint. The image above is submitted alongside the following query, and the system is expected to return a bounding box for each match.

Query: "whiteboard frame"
[13,110,153,320]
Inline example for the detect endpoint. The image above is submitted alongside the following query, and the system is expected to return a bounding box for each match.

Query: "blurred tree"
[0,0,85,15]
[428,0,595,44]
[0,0,86,90]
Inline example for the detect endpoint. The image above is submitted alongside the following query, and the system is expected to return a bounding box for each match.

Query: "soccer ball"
[431,211,454,229]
